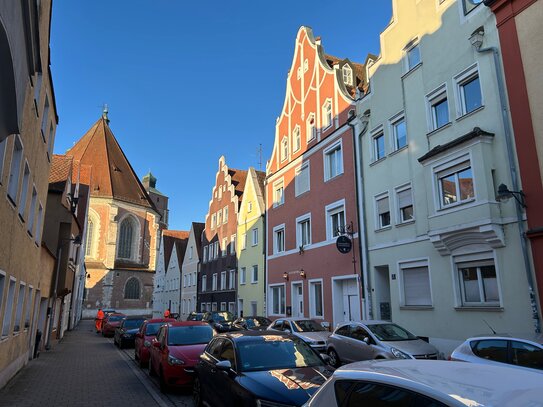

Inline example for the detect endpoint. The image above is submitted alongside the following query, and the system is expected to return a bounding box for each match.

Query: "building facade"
[356,0,537,355]
[484,0,543,322]
[181,222,204,320]
[0,0,58,388]
[68,115,161,318]
[237,168,266,317]
[152,230,189,318]
[199,156,245,314]
[266,27,367,328]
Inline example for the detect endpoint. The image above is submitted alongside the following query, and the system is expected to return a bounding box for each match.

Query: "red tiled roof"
[163,230,190,271]
[49,155,73,188]
[229,168,248,201]
[324,53,370,96]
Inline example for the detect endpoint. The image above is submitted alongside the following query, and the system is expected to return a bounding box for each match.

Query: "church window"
[124,277,140,299]
[118,216,137,260]
[86,218,95,257]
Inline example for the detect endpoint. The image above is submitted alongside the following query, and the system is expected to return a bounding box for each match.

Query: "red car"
[101,313,126,337]
[149,321,213,392]
[134,318,175,368]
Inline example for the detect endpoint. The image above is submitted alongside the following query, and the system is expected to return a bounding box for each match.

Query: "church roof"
[65,117,155,210]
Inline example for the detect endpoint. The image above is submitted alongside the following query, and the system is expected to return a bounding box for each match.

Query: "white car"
[450,334,543,372]
[268,318,331,352]
[305,359,543,406]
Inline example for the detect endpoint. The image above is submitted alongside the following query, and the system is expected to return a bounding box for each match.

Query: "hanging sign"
[336,235,352,254]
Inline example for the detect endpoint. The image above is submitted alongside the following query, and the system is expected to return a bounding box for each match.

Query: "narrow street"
[0,320,193,407]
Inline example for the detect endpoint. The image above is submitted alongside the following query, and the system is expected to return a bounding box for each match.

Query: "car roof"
[145,318,176,323]
[217,331,294,342]
[124,315,146,320]
[280,318,319,322]
[167,321,209,327]
[466,333,543,344]
[333,360,543,405]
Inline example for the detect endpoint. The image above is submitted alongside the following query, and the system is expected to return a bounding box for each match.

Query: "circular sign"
[336,235,352,254]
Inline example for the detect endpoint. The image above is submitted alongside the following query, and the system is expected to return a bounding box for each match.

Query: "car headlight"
[390,347,411,359]
[144,340,151,348]
[168,355,185,366]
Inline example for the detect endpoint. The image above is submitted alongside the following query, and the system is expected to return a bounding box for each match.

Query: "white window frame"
[230,234,236,254]
[295,161,310,197]
[273,178,284,207]
[308,278,324,319]
[228,302,235,314]
[248,201,253,213]
[220,271,226,290]
[434,155,475,210]
[323,140,343,181]
[229,270,235,289]
[322,99,333,130]
[268,283,286,316]
[7,135,24,204]
[457,259,500,307]
[222,238,227,257]
[223,206,229,223]
[188,246,193,260]
[398,259,433,307]
[241,233,247,250]
[251,228,258,246]
[306,113,316,143]
[281,136,289,162]
[454,63,483,117]
[293,125,301,152]
[342,64,353,86]
[374,192,391,230]
[239,267,246,285]
[251,265,258,284]
[212,302,217,312]
[273,224,286,254]
[212,273,217,291]
[18,161,30,219]
[389,112,407,151]
[426,84,450,132]
[203,246,208,263]
[395,184,415,224]
[325,199,346,241]
[296,213,312,248]
[35,202,44,245]
[404,40,421,72]
[371,127,386,162]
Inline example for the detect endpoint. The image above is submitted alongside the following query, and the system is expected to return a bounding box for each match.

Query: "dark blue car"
[113,316,145,349]
[193,331,334,407]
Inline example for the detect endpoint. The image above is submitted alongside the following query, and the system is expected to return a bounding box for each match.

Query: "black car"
[187,312,204,321]
[114,316,146,348]
[232,316,272,331]
[202,311,237,333]
[193,331,334,407]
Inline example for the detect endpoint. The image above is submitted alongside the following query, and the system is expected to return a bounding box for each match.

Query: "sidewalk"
[0,320,181,407]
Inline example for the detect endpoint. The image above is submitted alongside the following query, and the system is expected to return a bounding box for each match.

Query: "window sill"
[240,283,246,286]
[6,194,17,211]
[0,335,9,342]
[251,282,258,285]
[388,145,408,158]
[437,198,476,213]
[375,225,392,233]
[455,105,485,122]
[295,190,310,199]
[454,306,503,312]
[426,122,452,137]
[273,203,285,209]
[401,62,423,80]
[370,157,387,167]
[396,220,415,227]
[324,173,343,183]
[399,306,434,310]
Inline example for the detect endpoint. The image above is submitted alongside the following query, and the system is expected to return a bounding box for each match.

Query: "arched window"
[124,277,140,299]
[118,216,136,259]
[85,218,94,257]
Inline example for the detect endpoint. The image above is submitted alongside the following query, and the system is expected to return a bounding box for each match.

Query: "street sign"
[336,235,352,254]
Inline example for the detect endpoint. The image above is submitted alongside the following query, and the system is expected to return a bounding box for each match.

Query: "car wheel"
[159,368,168,393]
[149,358,157,377]
[193,377,203,407]
[328,349,341,368]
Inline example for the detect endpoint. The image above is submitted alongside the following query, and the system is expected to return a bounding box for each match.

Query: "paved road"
[0,320,193,407]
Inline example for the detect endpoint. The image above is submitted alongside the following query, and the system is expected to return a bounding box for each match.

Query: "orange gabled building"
[266,27,370,327]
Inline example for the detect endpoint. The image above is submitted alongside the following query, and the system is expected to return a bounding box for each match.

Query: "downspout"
[473,29,541,333]
[347,109,372,320]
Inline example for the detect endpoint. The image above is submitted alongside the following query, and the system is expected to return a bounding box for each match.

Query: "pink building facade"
[266,27,368,327]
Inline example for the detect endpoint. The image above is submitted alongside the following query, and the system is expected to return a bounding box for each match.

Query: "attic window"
[304,59,309,73]
[113,165,120,172]
[281,137,289,162]
[342,65,353,86]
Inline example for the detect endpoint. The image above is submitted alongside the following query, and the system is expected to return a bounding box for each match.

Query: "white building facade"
[181,223,204,320]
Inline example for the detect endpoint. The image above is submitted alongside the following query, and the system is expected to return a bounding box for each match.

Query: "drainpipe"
[471,28,541,333]
[347,109,372,320]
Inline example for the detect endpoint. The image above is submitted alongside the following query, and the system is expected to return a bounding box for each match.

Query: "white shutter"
[377,196,389,215]
[403,267,431,306]
[398,189,412,209]
[295,164,310,196]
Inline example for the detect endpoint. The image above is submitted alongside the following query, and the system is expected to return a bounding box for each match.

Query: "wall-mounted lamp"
[360,109,371,128]
[469,27,485,51]
[496,183,526,207]
[283,272,289,281]
[300,269,306,279]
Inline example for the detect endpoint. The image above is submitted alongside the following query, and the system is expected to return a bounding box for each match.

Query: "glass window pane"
[511,341,543,370]
[463,76,482,113]
[458,168,474,200]
[394,120,407,149]
[473,340,508,363]
[433,99,449,128]
[440,174,457,206]
[461,267,481,303]
[481,266,499,302]
[408,45,421,69]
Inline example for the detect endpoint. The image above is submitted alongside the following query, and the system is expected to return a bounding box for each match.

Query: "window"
[47,123,55,160]
[252,228,258,246]
[183,275,187,288]
[14,283,25,332]
[281,137,288,162]
[24,287,32,329]
[297,214,311,247]
[189,246,193,260]
[212,302,217,312]
[229,270,235,289]
[41,96,50,138]
[324,142,343,181]
[212,273,217,291]
[273,179,284,207]
[2,278,16,336]
[218,187,222,200]
[220,302,226,311]
[248,201,253,213]
[223,206,228,223]
[406,43,421,70]
[438,162,474,208]
[391,114,407,150]
[400,262,432,306]
[511,341,543,370]
[230,235,236,254]
[27,187,37,235]
[203,246,208,263]
[326,202,345,239]
[274,225,285,254]
[118,217,137,260]
[396,186,414,223]
[214,241,219,259]
[240,267,246,285]
[251,265,258,284]
[472,340,508,363]
[309,280,323,318]
[211,213,216,229]
[455,66,482,116]
[463,0,483,15]
[372,131,385,161]
[228,302,235,314]
[270,285,285,315]
[86,219,95,257]
[0,139,6,181]
[7,136,23,203]
[202,275,207,292]
[322,99,333,129]
[18,163,30,219]
[427,86,449,131]
[295,162,310,196]
[307,114,316,142]
[293,126,301,152]
[124,278,140,299]
[217,210,222,225]
[222,238,227,257]
[342,65,353,86]
[193,272,197,286]
[241,233,247,250]
[35,203,43,245]
[458,261,499,306]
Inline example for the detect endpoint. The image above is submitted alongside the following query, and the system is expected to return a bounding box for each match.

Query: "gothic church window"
[118,216,137,259]
[124,277,140,299]
[86,218,94,257]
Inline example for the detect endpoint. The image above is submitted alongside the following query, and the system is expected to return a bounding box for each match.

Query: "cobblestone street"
[0,320,193,407]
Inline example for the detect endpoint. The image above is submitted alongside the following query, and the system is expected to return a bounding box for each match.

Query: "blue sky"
[51,1,392,231]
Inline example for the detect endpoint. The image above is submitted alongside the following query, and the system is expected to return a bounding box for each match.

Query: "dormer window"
[307,114,316,142]
[342,65,353,86]
[322,99,333,129]
[281,137,289,162]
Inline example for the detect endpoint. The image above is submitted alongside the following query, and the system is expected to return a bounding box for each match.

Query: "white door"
[292,283,304,317]
[341,279,361,322]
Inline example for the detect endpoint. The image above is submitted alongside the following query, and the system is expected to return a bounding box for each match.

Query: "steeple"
[102,104,110,124]
[142,171,157,190]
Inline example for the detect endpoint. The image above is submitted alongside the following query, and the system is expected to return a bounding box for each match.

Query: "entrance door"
[341,279,361,322]
[291,283,304,318]
[375,266,391,321]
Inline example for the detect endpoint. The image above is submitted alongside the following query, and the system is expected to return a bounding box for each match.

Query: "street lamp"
[45,235,82,350]
[469,27,485,51]
[496,183,526,207]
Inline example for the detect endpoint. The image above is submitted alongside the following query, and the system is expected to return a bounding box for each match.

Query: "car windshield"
[210,312,234,322]
[238,336,324,372]
[188,313,203,321]
[145,323,164,336]
[291,320,326,333]
[167,326,213,346]
[246,317,271,328]
[108,316,124,322]
[123,319,144,329]
[367,323,418,341]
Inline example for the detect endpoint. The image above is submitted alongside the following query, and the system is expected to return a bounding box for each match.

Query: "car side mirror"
[284,329,291,334]
[320,353,331,364]
[363,337,370,345]
[216,360,232,371]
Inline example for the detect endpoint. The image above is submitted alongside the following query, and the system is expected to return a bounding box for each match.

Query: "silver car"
[450,333,543,372]
[267,318,331,352]
[326,320,438,366]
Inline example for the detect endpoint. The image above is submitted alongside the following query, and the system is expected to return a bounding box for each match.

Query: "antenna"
[482,319,497,335]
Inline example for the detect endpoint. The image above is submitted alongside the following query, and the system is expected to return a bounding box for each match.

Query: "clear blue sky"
[51,0,392,231]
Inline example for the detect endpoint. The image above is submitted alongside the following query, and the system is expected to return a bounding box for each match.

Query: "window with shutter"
[376,195,391,228]
[401,265,432,306]
[397,188,414,223]
[295,162,310,196]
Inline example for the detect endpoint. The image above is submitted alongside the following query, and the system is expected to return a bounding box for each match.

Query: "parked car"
[103,309,117,317]
[134,318,175,368]
[326,320,439,367]
[186,312,204,321]
[305,359,543,406]
[149,321,213,392]
[202,311,236,332]
[193,331,334,407]
[450,334,543,372]
[113,316,146,349]
[268,318,331,352]
[101,313,126,337]
[231,316,271,331]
